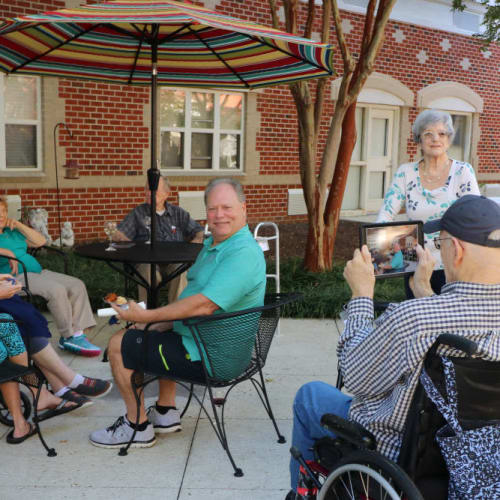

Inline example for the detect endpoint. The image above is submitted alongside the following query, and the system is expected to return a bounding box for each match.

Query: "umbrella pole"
[147,26,159,308]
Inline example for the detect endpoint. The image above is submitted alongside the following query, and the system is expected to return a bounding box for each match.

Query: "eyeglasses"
[422,131,450,141]
[433,237,453,250]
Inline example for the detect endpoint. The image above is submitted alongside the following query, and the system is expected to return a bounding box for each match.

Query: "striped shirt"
[338,281,500,461]
[118,202,202,243]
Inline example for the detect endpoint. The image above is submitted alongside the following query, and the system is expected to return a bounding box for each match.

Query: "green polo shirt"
[173,224,266,366]
[0,229,42,275]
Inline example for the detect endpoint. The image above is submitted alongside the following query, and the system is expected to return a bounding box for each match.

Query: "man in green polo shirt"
[90,178,266,449]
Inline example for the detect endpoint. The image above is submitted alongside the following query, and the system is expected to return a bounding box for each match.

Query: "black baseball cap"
[423,195,500,247]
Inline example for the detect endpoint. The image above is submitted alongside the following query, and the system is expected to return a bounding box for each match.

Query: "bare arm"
[112,229,131,242]
[0,248,18,275]
[190,230,204,243]
[6,219,46,248]
[111,293,219,323]
[409,245,436,298]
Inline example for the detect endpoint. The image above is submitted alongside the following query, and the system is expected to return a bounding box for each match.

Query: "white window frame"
[160,88,245,175]
[447,110,472,163]
[0,74,42,173]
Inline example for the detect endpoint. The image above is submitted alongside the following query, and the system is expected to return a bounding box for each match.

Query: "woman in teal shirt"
[0,197,99,356]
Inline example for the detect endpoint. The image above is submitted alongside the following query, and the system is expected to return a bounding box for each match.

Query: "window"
[0,75,42,172]
[159,88,244,173]
[449,112,472,162]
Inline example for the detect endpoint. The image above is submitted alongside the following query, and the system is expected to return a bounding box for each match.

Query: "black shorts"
[121,329,204,382]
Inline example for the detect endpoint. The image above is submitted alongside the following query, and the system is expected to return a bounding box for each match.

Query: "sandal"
[6,423,37,444]
[60,389,93,409]
[35,399,83,422]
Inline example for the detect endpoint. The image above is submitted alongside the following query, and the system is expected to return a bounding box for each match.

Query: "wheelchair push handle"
[434,333,478,357]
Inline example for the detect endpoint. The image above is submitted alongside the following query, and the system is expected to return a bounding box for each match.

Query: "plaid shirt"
[338,281,500,461]
[117,202,203,242]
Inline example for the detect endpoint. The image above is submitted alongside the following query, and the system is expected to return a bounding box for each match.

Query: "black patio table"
[74,241,203,308]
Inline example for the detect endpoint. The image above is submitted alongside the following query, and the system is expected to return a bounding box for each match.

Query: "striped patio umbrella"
[0,0,334,260]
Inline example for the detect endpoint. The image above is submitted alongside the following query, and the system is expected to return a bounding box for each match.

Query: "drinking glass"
[143,216,151,244]
[104,221,117,251]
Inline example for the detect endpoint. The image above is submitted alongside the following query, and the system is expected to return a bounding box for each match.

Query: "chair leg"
[205,384,243,477]
[179,382,194,418]
[251,368,286,443]
[30,378,57,457]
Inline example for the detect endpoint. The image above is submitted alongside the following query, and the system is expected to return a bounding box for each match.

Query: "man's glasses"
[433,237,453,250]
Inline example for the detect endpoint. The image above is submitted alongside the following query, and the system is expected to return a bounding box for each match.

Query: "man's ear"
[452,237,464,267]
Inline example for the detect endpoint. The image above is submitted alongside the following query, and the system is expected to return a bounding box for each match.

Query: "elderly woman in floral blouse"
[377,109,480,296]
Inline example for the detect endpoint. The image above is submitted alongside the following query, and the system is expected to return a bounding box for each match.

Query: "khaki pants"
[136,263,187,305]
[19,270,96,339]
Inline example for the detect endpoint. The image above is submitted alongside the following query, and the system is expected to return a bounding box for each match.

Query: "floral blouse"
[377,159,480,269]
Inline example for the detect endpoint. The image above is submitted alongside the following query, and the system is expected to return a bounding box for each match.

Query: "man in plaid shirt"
[287,195,500,496]
[115,175,203,303]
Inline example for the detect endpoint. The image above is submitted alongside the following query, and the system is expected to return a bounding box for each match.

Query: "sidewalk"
[0,315,342,500]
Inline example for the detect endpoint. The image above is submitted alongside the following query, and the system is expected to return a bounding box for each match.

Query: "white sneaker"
[147,406,182,434]
[89,416,156,449]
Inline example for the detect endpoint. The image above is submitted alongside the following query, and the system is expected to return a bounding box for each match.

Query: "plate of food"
[97,294,146,316]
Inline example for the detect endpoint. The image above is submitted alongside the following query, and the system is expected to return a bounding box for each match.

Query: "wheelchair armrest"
[432,334,478,357]
[321,413,377,450]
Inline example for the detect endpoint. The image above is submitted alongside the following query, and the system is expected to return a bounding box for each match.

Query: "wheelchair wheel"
[318,450,423,500]
[0,390,32,427]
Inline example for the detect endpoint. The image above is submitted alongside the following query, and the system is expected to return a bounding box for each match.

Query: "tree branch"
[313,0,332,132]
[349,0,396,99]
[267,0,280,30]
[304,0,316,39]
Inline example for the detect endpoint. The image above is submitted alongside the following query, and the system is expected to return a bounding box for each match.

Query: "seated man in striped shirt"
[287,194,500,498]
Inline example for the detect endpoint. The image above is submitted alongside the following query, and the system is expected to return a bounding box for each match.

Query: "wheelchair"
[290,333,500,500]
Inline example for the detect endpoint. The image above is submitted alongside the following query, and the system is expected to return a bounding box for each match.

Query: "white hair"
[412,109,455,143]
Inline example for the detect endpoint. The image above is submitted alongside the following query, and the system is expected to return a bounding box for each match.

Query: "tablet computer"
[359,221,424,279]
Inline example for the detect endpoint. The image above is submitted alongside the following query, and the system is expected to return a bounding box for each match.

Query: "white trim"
[331,72,414,107]
[418,81,483,112]
[427,97,475,113]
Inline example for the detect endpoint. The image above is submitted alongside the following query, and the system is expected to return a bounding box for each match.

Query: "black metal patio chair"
[120,292,301,476]
[0,317,57,456]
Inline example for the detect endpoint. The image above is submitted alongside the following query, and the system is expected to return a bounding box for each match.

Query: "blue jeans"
[290,381,352,491]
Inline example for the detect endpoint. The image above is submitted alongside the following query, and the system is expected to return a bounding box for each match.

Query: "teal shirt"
[390,250,404,270]
[173,224,266,363]
[0,229,42,275]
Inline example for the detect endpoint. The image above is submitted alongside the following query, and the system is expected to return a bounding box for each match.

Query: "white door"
[363,107,394,211]
[341,105,398,213]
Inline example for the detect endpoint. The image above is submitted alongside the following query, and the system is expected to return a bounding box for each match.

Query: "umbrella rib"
[10,22,104,73]
[186,25,250,88]
[127,24,148,85]
[245,33,332,74]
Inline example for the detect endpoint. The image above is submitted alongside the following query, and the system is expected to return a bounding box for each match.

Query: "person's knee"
[108,330,125,358]
[294,381,331,409]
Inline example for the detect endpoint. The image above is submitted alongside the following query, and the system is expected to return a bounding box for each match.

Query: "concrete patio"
[0,315,341,499]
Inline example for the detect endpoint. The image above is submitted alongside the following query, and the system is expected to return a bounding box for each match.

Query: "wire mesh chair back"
[186,293,293,383]
[188,309,262,382]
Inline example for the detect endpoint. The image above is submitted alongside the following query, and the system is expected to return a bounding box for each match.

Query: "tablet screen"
[359,221,423,279]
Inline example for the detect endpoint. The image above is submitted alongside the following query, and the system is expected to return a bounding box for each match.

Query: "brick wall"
[2,0,500,242]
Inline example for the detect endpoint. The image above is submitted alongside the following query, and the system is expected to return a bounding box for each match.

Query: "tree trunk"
[324,102,358,265]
